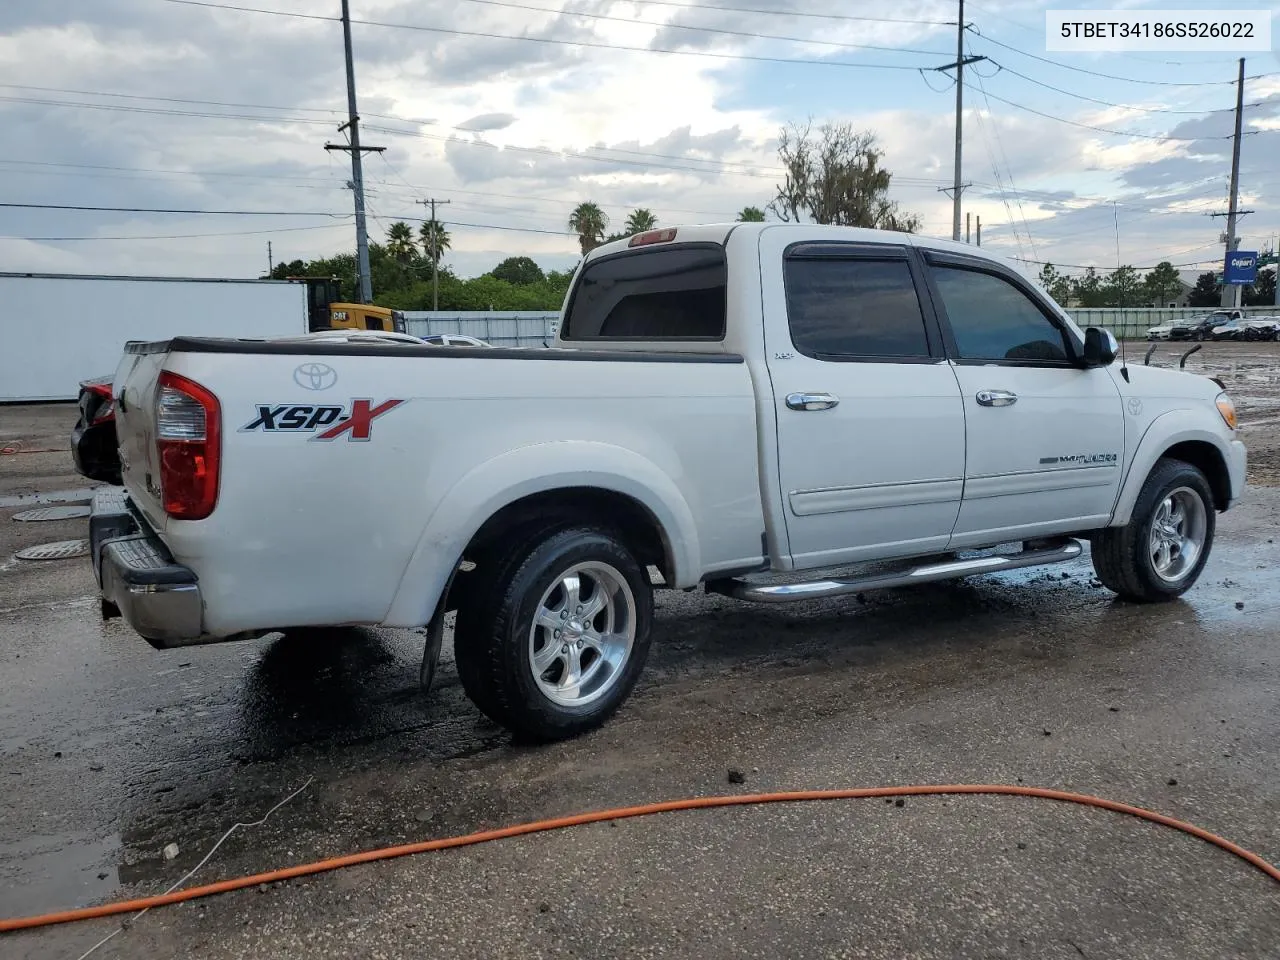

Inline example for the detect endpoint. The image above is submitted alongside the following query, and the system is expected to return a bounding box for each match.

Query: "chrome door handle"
[786,392,839,411]
[975,390,1017,407]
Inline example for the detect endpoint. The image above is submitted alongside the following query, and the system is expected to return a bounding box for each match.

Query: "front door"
[762,236,967,569]
[922,252,1125,547]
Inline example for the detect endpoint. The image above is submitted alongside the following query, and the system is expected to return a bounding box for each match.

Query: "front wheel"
[454,526,654,741]
[1090,459,1215,602]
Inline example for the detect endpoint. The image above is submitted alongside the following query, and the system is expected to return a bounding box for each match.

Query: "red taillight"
[156,371,220,520]
[628,228,677,247]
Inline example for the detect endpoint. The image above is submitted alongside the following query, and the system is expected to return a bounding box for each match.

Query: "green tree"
[769,120,920,232]
[1187,272,1220,307]
[385,221,417,264]
[1072,267,1106,308]
[490,256,545,286]
[1243,266,1276,306]
[568,202,609,255]
[1143,261,1183,306]
[624,208,658,234]
[1036,263,1072,306]
[419,219,451,265]
[1103,265,1143,307]
[736,206,766,222]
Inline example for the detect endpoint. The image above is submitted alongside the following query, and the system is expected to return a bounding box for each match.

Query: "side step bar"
[706,538,1083,604]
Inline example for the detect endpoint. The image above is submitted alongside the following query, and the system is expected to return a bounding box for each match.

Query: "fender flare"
[1110,410,1233,526]
[382,441,701,628]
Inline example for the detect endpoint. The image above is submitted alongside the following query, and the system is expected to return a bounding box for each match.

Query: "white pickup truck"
[93,224,1246,741]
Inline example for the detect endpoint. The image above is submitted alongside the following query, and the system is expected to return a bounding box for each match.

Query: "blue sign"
[1224,250,1258,285]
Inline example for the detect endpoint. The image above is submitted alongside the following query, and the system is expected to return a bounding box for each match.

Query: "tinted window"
[785,258,930,359]
[933,266,1071,363]
[563,245,726,340]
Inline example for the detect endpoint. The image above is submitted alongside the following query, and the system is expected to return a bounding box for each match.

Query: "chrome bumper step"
[707,538,1083,604]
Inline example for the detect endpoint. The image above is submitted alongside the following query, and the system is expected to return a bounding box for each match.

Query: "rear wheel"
[454,526,653,741]
[1090,459,1215,602]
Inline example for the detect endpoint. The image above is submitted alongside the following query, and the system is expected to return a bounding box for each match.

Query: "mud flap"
[420,565,464,694]
[419,602,446,694]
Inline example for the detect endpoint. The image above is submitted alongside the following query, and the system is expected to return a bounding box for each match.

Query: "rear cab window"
[561,244,727,341]
[782,247,935,361]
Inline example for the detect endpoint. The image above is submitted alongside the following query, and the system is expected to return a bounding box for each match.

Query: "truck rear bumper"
[90,488,204,648]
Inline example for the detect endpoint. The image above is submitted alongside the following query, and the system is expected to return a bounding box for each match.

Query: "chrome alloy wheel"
[528,561,637,707]
[1149,486,1208,583]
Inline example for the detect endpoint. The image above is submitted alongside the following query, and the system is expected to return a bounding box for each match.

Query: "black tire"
[453,526,654,742]
[1090,458,1216,602]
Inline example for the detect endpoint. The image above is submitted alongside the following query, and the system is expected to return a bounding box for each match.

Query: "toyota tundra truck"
[91,223,1247,741]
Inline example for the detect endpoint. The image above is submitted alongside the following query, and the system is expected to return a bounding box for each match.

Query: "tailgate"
[112,344,171,530]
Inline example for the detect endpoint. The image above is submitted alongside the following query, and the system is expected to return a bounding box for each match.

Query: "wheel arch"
[1111,413,1234,526]
[382,442,700,628]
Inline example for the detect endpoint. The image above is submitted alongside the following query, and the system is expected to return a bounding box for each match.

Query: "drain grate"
[14,539,90,561]
[12,505,92,522]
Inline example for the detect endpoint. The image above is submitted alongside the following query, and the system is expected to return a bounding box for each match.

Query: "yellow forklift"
[296,276,407,333]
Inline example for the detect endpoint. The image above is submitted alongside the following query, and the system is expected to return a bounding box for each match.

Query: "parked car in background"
[1212,317,1278,341]
[1241,317,1280,341]
[419,333,494,348]
[1167,316,1218,341]
[70,375,121,485]
[1146,322,1174,341]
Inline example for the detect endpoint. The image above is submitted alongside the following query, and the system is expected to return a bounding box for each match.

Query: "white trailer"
[0,272,309,402]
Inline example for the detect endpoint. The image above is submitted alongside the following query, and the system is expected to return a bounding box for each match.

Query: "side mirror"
[1083,327,1118,367]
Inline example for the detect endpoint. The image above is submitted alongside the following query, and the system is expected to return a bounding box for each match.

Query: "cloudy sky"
[1,0,1278,283]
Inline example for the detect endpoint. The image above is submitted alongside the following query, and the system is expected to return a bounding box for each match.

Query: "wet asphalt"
[2,376,1280,959]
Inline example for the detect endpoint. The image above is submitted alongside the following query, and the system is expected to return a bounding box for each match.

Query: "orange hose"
[2,783,1277,934]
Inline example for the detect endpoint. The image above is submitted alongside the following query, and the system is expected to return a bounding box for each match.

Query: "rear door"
[761,234,967,568]
[920,251,1125,546]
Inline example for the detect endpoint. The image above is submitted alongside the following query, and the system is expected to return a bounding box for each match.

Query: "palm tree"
[386,221,416,263]
[419,219,451,265]
[624,208,657,235]
[736,206,766,222]
[568,202,609,255]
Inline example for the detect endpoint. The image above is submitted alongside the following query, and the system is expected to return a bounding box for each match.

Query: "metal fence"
[1065,306,1279,339]
[402,311,559,347]
[404,307,1280,346]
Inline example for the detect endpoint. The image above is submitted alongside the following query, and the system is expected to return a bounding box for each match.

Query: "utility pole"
[976,215,981,246]
[966,211,971,244]
[267,240,273,276]
[934,0,986,242]
[324,0,384,304]
[418,198,451,311]
[1219,57,1247,309]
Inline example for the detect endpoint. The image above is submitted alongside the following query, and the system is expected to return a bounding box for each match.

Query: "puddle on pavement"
[0,831,120,917]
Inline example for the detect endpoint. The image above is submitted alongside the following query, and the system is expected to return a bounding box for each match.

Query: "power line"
[154,0,943,70]
[968,30,1278,87]
[0,95,337,126]
[965,0,1243,68]
[987,63,1264,116]
[0,83,436,127]
[964,83,1241,141]
[0,159,334,183]
[563,0,952,26]
[0,202,345,216]
[2,222,354,242]
[448,0,949,56]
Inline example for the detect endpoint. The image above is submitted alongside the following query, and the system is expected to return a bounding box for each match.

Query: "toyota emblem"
[294,362,338,391]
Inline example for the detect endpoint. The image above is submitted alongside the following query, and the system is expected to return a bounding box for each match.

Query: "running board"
[707,538,1083,604]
